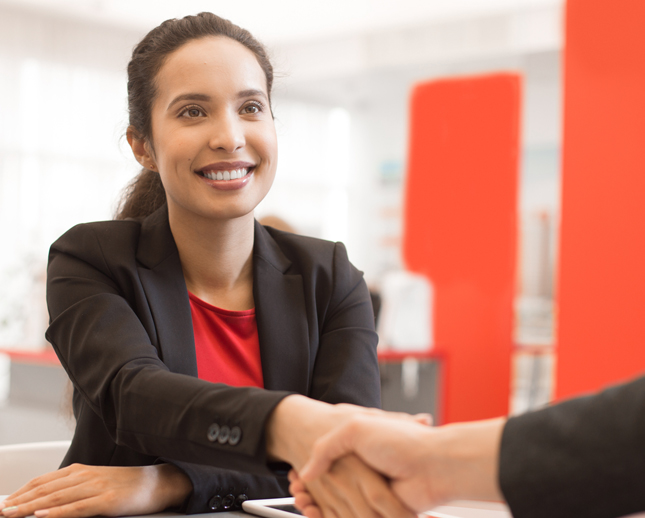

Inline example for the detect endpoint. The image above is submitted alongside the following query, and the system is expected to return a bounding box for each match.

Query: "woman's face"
[142,36,277,222]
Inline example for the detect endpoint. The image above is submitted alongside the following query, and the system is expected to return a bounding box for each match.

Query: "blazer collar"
[136,204,177,270]
[135,206,310,393]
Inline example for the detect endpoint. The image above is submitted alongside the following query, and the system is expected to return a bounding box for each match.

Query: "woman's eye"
[242,102,262,114]
[180,106,204,118]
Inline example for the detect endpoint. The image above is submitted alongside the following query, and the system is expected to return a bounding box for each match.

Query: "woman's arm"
[47,223,290,474]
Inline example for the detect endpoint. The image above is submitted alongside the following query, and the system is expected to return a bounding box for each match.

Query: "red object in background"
[555,0,645,399]
[403,73,520,424]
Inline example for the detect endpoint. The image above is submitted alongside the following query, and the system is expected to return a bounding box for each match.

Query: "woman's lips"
[196,167,254,191]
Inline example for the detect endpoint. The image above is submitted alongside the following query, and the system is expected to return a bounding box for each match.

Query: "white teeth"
[202,168,250,181]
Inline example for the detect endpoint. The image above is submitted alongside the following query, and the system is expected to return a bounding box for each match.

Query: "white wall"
[0,6,143,348]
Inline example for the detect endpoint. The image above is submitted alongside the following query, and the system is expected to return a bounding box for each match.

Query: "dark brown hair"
[115,12,274,220]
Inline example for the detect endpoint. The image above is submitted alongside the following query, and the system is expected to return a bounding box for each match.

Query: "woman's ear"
[127,126,157,171]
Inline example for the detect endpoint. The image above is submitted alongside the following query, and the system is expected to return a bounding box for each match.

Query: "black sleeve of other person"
[499,375,645,518]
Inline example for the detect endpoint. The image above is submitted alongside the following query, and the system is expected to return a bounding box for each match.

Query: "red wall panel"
[403,73,520,423]
[556,0,645,399]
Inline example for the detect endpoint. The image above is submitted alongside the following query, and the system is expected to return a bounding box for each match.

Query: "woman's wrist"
[266,395,360,470]
[151,464,193,509]
[266,395,323,469]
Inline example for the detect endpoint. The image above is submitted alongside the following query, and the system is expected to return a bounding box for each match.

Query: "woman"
[0,13,416,518]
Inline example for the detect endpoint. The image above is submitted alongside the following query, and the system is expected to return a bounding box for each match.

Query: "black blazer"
[499,375,645,518]
[46,205,380,513]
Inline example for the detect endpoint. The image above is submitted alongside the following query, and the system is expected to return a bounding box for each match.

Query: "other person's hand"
[296,414,506,514]
[0,463,192,518]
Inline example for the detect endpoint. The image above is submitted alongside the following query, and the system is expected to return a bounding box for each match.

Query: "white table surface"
[1,497,510,518]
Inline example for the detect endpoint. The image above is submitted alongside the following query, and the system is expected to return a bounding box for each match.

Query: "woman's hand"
[0,463,192,518]
[289,455,415,518]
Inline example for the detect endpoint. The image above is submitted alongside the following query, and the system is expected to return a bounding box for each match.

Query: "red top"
[188,292,264,388]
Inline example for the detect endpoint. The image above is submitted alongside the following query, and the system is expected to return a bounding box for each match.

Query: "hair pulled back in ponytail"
[115,12,274,220]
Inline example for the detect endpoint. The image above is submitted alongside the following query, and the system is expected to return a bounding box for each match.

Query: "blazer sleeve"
[46,225,291,476]
[160,460,289,514]
[170,241,382,513]
[499,375,645,518]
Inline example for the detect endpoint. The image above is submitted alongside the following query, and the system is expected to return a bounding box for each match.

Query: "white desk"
[100,505,509,518]
[1,498,510,518]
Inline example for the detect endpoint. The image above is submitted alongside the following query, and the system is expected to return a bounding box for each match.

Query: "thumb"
[298,420,360,481]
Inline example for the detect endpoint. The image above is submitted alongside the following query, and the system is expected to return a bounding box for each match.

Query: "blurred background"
[0,0,562,444]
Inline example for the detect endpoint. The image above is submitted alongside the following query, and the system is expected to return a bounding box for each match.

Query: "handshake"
[267,395,506,518]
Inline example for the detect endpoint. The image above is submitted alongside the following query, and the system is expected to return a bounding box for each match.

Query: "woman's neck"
[168,206,255,311]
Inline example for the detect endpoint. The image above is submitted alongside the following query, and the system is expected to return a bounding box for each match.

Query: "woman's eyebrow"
[167,90,266,110]
[237,89,267,100]
[167,93,211,110]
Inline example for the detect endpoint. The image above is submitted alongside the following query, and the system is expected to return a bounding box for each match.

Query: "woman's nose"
[209,113,245,152]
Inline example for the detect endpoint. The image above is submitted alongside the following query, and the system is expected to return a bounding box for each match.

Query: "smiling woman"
[0,12,414,518]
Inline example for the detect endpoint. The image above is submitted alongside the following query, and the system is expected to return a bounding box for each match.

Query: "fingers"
[299,420,361,481]
[356,471,415,518]
[306,479,345,518]
[29,495,110,518]
[300,504,324,518]
[334,456,415,518]
[294,467,354,518]
[1,482,100,518]
[303,455,415,518]
[1,467,86,518]
[5,466,75,503]
[338,404,429,426]
[289,469,318,513]
[413,413,433,426]
[290,477,319,518]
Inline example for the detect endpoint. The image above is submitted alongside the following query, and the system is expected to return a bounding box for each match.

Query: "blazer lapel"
[253,222,310,394]
[136,205,197,377]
